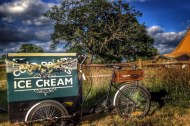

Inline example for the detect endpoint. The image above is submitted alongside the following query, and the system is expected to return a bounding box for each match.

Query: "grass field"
[0,68,6,80]
[1,65,190,125]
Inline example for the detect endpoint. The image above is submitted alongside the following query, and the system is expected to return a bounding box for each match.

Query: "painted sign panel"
[6,53,79,102]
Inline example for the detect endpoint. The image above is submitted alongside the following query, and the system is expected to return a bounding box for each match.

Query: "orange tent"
[163,29,190,60]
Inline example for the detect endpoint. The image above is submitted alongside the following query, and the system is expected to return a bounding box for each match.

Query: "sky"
[0,0,190,57]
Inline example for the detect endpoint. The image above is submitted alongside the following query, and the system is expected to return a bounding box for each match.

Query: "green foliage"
[0,54,6,60]
[17,44,44,53]
[44,0,157,63]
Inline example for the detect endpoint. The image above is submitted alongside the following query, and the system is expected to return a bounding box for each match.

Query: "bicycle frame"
[103,68,138,109]
[74,56,150,121]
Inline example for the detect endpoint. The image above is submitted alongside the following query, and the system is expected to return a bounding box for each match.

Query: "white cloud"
[22,16,50,26]
[2,16,14,23]
[47,2,59,8]
[154,44,174,54]
[147,25,164,35]
[2,42,20,53]
[0,0,57,26]
[0,0,63,56]
[22,19,33,25]
[147,25,186,54]
[34,28,52,41]
[0,0,56,43]
[0,0,29,14]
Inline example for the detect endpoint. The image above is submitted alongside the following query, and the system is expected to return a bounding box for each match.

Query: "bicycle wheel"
[25,100,68,126]
[113,84,150,119]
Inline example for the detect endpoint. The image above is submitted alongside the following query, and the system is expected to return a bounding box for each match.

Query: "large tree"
[17,44,44,53]
[45,0,157,63]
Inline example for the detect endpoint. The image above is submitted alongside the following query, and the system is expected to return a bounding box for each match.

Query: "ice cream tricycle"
[6,53,150,125]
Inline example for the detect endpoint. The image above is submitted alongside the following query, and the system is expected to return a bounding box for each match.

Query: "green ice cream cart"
[6,53,82,124]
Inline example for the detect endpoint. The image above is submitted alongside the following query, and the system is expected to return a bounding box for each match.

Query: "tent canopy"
[163,29,190,58]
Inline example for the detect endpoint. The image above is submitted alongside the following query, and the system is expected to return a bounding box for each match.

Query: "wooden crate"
[112,69,144,82]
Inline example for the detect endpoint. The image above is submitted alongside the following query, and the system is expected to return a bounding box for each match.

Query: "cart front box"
[6,53,81,122]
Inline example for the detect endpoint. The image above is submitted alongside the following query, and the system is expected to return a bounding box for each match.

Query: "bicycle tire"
[113,84,151,119]
[25,100,68,126]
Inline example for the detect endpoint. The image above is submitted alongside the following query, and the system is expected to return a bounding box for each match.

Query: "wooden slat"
[84,61,190,68]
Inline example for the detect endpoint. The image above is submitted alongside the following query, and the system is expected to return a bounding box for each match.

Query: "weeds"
[143,65,190,107]
[0,68,6,80]
[0,80,7,109]
[1,64,190,125]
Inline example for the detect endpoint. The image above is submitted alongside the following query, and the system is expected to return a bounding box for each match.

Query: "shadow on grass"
[82,84,169,119]
[150,89,167,108]
[80,113,110,124]
[0,113,8,123]
[0,89,7,111]
[149,89,167,116]
[0,88,8,123]
[82,85,110,108]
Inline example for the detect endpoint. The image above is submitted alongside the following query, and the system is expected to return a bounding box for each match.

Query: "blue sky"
[131,0,190,31]
[0,0,189,57]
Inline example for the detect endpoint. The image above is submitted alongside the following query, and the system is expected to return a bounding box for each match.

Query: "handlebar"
[78,54,87,65]
[105,65,123,70]
[105,64,139,70]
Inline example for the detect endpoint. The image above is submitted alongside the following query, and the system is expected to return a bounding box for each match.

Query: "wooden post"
[138,59,142,69]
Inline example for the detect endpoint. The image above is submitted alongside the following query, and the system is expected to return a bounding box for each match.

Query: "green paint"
[6,53,79,102]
